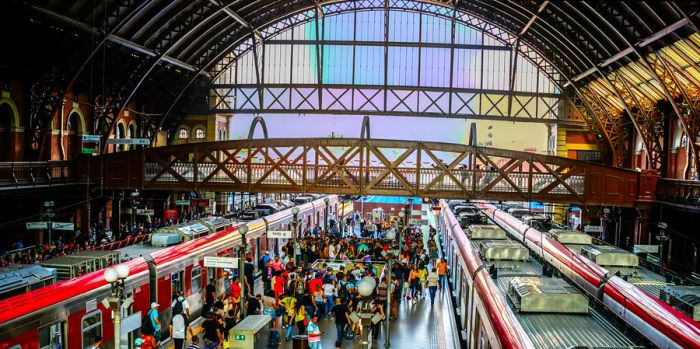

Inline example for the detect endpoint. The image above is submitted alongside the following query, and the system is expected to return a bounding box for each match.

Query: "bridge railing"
[0,161,74,188]
[95,138,643,205]
[656,178,700,205]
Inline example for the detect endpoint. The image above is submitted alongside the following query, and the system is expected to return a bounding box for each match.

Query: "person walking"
[201,311,224,349]
[369,299,385,341]
[323,279,335,319]
[437,258,448,291]
[169,311,193,349]
[306,314,323,349]
[427,268,439,305]
[185,336,200,349]
[331,297,350,346]
[148,302,162,343]
[229,276,242,318]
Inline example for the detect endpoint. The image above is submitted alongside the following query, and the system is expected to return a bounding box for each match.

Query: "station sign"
[267,230,292,239]
[52,222,75,231]
[583,225,603,233]
[175,200,190,206]
[633,245,660,254]
[136,209,155,216]
[106,138,150,145]
[412,210,427,216]
[26,222,48,230]
[203,256,238,268]
[409,218,429,225]
[82,134,101,142]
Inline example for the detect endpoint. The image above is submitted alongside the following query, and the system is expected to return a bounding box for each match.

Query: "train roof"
[467,230,639,348]
[0,264,55,295]
[0,257,149,324]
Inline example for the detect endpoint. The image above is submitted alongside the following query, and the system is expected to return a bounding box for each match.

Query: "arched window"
[178,128,189,139]
[195,128,206,139]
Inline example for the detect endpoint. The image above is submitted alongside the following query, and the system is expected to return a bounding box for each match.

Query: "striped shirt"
[307,322,322,343]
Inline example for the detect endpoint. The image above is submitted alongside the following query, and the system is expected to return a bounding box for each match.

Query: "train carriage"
[0,195,338,349]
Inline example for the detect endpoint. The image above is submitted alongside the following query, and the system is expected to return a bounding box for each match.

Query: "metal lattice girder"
[605,70,664,169]
[210,84,574,123]
[125,137,640,205]
[578,85,628,167]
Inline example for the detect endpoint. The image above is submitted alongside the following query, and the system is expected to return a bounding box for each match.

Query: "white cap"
[151,302,159,308]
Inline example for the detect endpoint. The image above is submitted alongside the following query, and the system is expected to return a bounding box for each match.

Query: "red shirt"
[308,278,323,293]
[230,282,241,298]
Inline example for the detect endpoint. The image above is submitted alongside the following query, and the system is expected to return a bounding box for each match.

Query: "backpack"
[172,298,184,316]
[338,282,349,300]
[141,309,155,334]
[295,279,305,295]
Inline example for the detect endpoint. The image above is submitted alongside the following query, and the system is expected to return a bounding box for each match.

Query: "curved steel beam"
[31,1,156,158]
[101,1,242,151]
[247,116,269,139]
[360,115,371,139]
[490,0,642,164]
[158,0,614,157]
[580,1,699,176]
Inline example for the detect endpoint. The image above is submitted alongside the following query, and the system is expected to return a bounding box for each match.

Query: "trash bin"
[292,335,309,349]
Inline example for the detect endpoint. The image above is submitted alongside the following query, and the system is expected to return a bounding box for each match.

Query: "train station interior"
[2,1,700,348]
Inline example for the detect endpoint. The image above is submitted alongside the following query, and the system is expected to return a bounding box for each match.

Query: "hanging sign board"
[409,218,429,225]
[267,230,292,239]
[136,209,155,216]
[203,256,238,268]
[584,225,603,233]
[52,222,75,231]
[106,138,150,145]
[26,222,48,230]
[82,134,101,142]
[175,200,190,206]
[633,245,660,254]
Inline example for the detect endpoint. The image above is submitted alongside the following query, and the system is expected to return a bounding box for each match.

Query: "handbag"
[348,311,360,323]
[371,313,383,325]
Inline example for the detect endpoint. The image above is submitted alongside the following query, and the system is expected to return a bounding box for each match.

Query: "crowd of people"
[154,218,449,349]
[0,211,219,268]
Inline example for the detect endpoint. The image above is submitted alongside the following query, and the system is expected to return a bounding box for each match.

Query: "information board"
[267,230,292,239]
[203,256,238,268]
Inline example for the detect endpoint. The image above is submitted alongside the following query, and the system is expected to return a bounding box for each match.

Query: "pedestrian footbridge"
[81,138,652,206]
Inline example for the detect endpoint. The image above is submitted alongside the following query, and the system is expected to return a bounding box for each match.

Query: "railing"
[0,161,74,188]
[656,178,700,206]
[93,138,642,205]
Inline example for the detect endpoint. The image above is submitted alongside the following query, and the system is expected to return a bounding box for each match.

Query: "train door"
[122,289,138,349]
[190,265,203,318]
[38,321,65,349]
[172,270,185,295]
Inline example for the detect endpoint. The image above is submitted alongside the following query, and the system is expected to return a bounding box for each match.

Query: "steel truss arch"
[204,0,585,127]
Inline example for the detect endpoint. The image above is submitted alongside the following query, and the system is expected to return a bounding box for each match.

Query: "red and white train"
[438,200,534,349]
[0,195,338,349]
[476,202,700,349]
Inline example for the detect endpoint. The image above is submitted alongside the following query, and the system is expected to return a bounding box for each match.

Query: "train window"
[172,271,184,295]
[39,322,65,349]
[81,311,102,349]
[8,346,21,349]
[191,266,202,295]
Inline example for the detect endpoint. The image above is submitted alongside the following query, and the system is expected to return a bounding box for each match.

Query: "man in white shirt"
[169,312,193,349]
[328,243,337,259]
[171,293,190,319]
